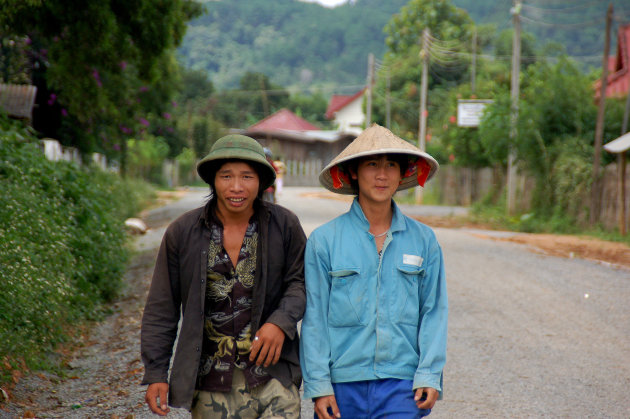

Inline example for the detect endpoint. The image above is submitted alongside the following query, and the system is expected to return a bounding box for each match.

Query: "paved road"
[150,186,630,418]
[8,186,626,418]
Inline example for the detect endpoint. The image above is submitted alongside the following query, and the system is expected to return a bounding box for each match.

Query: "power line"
[521,0,602,13]
[520,13,606,27]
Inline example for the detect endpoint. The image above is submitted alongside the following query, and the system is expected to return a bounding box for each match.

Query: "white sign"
[457,99,493,127]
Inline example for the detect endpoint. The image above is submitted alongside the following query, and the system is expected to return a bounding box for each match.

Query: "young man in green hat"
[300,124,448,418]
[141,134,307,418]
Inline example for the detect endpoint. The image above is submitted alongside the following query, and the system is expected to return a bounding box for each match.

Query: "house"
[239,108,355,186]
[325,88,366,135]
[594,23,630,100]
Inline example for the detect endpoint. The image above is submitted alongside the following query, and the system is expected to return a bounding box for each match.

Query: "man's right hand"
[314,395,341,419]
[145,382,170,416]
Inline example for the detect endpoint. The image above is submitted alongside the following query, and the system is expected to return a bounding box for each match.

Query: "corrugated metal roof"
[604,131,630,153]
[0,83,37,119]
[243,128,351,144]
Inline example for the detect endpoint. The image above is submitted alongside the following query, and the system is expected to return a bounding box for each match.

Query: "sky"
[298,0,352,8]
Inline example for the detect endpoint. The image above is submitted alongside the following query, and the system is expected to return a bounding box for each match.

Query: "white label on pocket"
[403,254,423,267]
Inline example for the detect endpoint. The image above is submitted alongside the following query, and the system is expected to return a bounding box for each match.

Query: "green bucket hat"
[196,134,276,190]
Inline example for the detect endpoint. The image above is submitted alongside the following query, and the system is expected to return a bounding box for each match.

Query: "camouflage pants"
[191,368,301,419]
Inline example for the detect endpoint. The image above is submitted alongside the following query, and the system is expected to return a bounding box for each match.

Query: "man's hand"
[414,387,438,410]
[249,322,285,367]
[314,395,341,419]
[145,382,170,416]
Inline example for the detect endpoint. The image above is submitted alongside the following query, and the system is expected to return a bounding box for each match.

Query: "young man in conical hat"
[300,124,448,418]
[141,134,306,418]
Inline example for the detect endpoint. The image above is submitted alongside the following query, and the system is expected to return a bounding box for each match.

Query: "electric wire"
[521,0,603,13]
[520,13,606,28]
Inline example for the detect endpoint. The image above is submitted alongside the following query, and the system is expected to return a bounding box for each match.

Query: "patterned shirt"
[196,212,270,392]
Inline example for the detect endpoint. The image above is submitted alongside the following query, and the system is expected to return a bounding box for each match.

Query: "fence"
[37,140,626,231]
[283,159,323,186]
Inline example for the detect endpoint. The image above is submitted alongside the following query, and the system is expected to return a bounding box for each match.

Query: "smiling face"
[213,161,260,220]
[351,154,403,205]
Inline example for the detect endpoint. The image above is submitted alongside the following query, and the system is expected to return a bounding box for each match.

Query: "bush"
[0,117,151,385]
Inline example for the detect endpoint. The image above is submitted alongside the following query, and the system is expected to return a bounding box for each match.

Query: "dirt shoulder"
[301,190,629,270]
[413,215,630,270]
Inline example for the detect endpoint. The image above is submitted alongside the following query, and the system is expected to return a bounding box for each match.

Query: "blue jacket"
[300,198,447,400]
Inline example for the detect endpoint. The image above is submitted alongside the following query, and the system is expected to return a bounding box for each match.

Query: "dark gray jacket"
[141,199,307,410]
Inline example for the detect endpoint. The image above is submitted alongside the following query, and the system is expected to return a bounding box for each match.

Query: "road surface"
[4,186,629,418]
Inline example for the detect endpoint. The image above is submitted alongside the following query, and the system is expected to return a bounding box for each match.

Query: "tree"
[373,0,475,136]
[0,0,202,169]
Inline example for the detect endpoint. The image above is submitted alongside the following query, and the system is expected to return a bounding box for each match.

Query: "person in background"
[141,134,306,418]
[300,124,448,419]
[262,147,277,203]
[274,159,286,197]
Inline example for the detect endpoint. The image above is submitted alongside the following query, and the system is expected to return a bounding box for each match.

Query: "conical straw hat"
[319,124,439,195]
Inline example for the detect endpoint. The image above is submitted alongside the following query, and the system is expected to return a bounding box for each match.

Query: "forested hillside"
[180,0,629,91]
[179,0,408,90]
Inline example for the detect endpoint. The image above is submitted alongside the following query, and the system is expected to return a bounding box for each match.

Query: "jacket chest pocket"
[328,269,368,327]
[391,266,424,325]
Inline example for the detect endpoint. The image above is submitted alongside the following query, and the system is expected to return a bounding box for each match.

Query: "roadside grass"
[0,118,155,394]
[468,201,630,247]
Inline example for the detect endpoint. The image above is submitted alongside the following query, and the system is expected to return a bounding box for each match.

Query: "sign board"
[457,99,493,127]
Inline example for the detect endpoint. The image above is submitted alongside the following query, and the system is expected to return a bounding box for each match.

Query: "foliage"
[0,0,202,163]
[371,0,475,136]
[126,135,170,184]
[180,0,408,89]
[0,116,152,386]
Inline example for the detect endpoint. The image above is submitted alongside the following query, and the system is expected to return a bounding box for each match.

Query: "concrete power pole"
[386,68,391,129]
[590,3,614,225]
[416,28,430,204]
[366,53,374,127]
[507,1,522,215]
[419,28,429,152]
[471,26,477,94]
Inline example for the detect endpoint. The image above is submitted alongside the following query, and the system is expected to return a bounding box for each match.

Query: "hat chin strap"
[330,166,351,189]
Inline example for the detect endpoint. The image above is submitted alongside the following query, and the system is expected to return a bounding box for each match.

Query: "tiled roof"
[325,88,366,120]
[594,24,630,99]
[248,108,320,131]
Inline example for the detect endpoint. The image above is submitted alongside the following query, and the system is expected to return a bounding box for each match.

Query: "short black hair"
[343,153,411,194]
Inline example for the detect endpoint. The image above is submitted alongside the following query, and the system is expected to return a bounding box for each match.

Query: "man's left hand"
[249,322,285,367]
[414,387,438,410]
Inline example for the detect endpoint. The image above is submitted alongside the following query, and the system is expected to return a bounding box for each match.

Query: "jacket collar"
[349,197,406,233]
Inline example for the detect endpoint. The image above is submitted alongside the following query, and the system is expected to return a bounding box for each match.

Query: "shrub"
[0,116,151,385]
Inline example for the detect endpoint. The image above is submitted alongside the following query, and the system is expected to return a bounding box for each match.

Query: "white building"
[325,88,366,135]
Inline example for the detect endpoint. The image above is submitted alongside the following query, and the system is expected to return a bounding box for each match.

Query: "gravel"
[2,187,629,418]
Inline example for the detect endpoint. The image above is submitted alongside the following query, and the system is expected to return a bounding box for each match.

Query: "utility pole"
[366,53,374,126]
[617,67,629,235]
[471,26,477,94]
[416,28,430,204]
[418,28,429,152]
[386,68,391,129]
[507,0,521,215]
[590,3,613,225]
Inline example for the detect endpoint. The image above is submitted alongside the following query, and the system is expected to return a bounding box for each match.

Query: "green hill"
[179,0,630,91]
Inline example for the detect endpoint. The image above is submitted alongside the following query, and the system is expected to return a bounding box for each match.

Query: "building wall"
[334,98,364,134]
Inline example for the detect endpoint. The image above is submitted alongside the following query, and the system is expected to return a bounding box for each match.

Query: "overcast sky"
[298,0,352,8]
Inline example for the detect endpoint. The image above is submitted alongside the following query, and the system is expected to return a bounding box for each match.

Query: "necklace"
[372,230,388,238]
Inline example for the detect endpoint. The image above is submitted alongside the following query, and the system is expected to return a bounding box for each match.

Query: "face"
[351,155,402,205]
[213,161,260,219]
